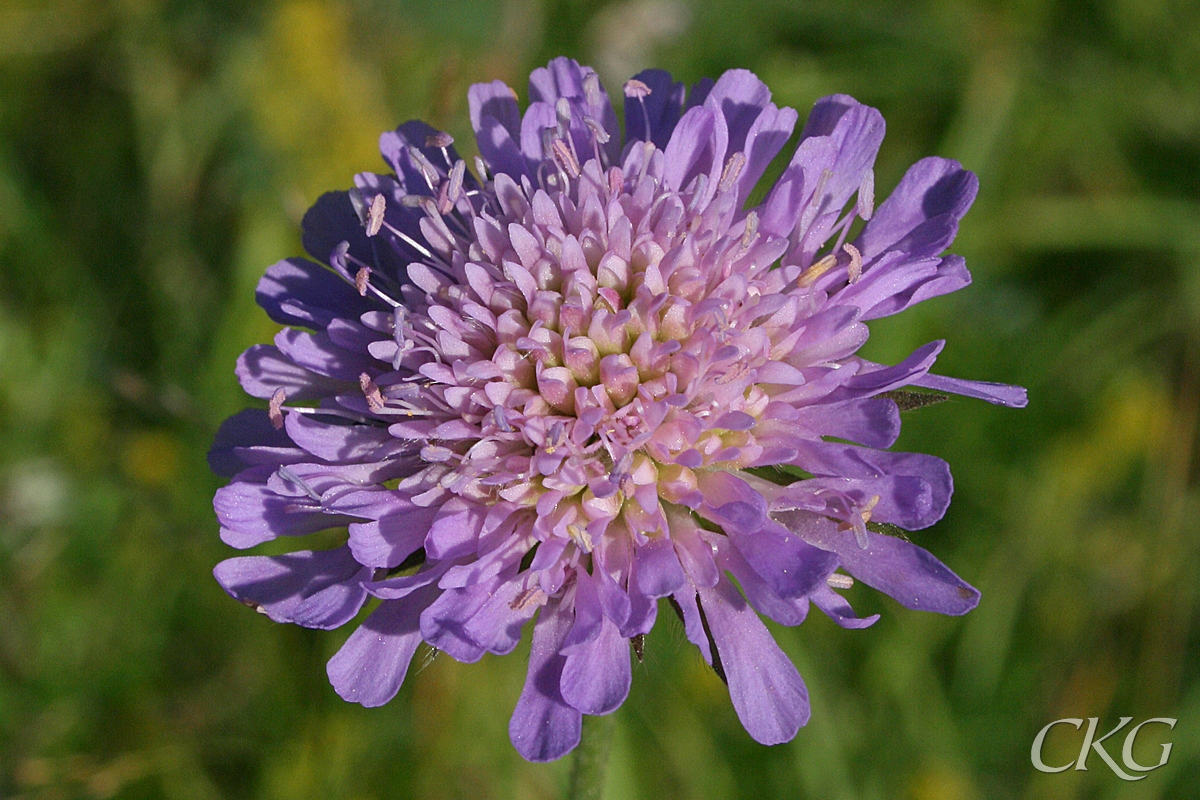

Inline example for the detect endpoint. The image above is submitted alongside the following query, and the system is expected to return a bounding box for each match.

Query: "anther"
[567,523,594,553]
[608,167,624,195]
[719,152,747,193]
[797,253,838,287]
[359,372,386,413]
[277,466,322,502]
[355,266,371,296]
[268,387,287,430]
[425,131,454,149]
[510,586,548,610]
[400,194,425,208]
[493,405,515,433]
[686,173,709,213]
[741,211,759,249]
[583,71,603,108]
[436,181,453,215]
[623,78,652,98]
[856,169,875,221]
[365,193,385,237]
[551,137,581,179]
[555,97,572,138]
[407,146,440,189]
[473,155,489,182]
[584,116,610,144]
[827,573,855,590]
[447,159,466,204]
[843,242,863,283]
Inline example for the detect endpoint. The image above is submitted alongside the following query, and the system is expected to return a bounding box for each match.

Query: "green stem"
[567,713,616,800]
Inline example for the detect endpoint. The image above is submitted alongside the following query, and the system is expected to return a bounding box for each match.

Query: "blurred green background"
[2,0,1198,798]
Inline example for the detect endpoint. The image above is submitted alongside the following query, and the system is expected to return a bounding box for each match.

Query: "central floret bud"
[377,139,804,552]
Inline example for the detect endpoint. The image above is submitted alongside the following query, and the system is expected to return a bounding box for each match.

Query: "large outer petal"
[697,575,810,745]
[213,546,370,629]
[508,595,582,762]
[326,583,442,707]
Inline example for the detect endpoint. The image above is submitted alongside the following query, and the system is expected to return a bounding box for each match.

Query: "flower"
[210,57,1026,762]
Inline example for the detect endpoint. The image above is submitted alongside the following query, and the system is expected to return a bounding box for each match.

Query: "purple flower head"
[211,58,1025,761]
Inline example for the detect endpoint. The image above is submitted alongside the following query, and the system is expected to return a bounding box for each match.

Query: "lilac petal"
[468,80,526,178]
[856,157,978,263]
[213,546,370,629]
[462,574,541,655]
[274,328,379,383]
[256,258,366,330]
[912,372,1029,408]
[236,344,350,401]
[788,440,953,524]
[716,542,809,626]
[209,409,306,477]
[562,569,603,650]
[326,583,441,707]
[347,503,436,568]
[697,576,810,745]
[781,96,885,259]
[419,577,503,663]
[509,595,582,762]
[519,101,559,167]
[528,57,619,162]
[380,120,472,196]
[670,586,713,664]
[424,498,487,560]
[663,103,728,207]
[735,102,798,208]
[833,340,944,399]
[623,69,685,148]
[837,253,971,320]
[283,413,393,463]
[214,475,353,549]
[726,519,839,600]
[633,534,687,598]
[785,474,939,530]
[809,584,880,628]
[784,518,979,615]
[792,397,901,449]
[301,191,371,266]
[758,135,838,239]
[561,614,631,715]
[705,69,773,158]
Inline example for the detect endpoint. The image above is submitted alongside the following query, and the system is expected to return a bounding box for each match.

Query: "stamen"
[686,173,709,213]
[797,253,838,287]
[436,181,453,215]
[447,159,466,205]
[510,586,548,610]
[473,155,489,183]
[719,152,747,194]
[551,138,581,179]
[365,193,385,237]
[555,97,572,139]
[277,466,322,502]
[268,387,287,430]
[827,573,855,590]
[493,405,515,433]
[360,372,386,413]
[583,71,603,108]
[355,266,371,296]
[623,78,651,99]
[408,146,441,190]
[608,166,624,196]
[843,242,863,283]
[741,210,759,250]
[583,116,610,144]
[856,169,875,221]
[425,131,454,149]
[567,523,594,553]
